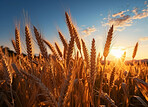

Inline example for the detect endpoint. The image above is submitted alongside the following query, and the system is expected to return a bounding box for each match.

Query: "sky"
[0,0,148,60]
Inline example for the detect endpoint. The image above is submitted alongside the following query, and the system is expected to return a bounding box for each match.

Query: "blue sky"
[0,0,148,60]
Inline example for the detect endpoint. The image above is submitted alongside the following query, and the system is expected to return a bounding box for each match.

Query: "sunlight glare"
[111,48,125,58]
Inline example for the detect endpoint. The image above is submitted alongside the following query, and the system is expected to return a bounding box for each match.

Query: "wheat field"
[0,12,148,107]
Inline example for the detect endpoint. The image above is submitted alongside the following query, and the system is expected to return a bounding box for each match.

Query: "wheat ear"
[81,39,89,68]
[0,48,14,106]
[0,48,12,84]
[132,42,138,59]
[90,38,96,87]
[103,25,113,58]
[72,24,81,53]
[65,12,74,37]
[58,31,68,49]
[25,25,33,62]
[43,39,60,61]
[33,26,48,60]
[121,51,126,62]
[55,42,62,58]
[109,67,115,96]
[99,25,113,105]
[11,39,17,53]
[15,27,21,55]
[58,31,68,59]
[66,36,75,67]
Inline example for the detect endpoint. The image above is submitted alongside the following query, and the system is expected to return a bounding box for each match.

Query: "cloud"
[132,7,138,15]
[132,7,148,19]
[104,15,132,30]
[112,11,126,17]
[103,1,148,31]
[133,11,148,19]
[82,26,96,36]
[139,37,148,41]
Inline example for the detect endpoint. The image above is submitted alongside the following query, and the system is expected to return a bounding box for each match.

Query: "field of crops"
[0,12,148,107]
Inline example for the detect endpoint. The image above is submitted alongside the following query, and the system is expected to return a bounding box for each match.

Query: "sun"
[111,47,125,58]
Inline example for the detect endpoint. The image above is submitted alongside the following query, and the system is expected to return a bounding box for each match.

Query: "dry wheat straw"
[134,78,148,101]
[121,83,129,107]
[99,25,113,106]
[101,91,117,107]
[19,66,58,107]
[0,80,5,86]
[58,62,73,107]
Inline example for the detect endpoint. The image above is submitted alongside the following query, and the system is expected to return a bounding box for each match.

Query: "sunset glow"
[0,1,148,107]
[111,47,125,58]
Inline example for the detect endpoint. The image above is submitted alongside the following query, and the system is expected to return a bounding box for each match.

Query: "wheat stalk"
[58,62,73,107]
[99,25,113,105]
[101,91,117,107]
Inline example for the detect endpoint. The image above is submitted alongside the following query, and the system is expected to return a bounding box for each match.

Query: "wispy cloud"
[112,11,126,17]
[103,1,148,31]
[133,10,148,19]
[132,7,138,15]
[139,37,148,41]
[104,15,132,29]
[82,26,96,36]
